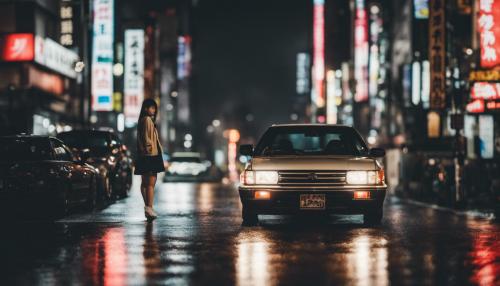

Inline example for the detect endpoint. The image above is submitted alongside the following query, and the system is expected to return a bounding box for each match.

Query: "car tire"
[242,207,258,226]
[363,208,383,225]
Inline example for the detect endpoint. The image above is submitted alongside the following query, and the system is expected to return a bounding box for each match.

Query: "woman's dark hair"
[138,99,158,123]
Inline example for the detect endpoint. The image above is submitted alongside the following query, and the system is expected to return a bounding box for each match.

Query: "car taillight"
[376,169,385,185]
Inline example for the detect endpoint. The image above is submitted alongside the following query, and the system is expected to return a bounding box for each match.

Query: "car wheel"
[363,208,383,225]
[242,207,258,226]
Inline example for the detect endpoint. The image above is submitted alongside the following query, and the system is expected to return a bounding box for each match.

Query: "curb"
[390,196,497,221]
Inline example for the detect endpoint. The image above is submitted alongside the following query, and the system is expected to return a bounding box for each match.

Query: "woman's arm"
[139,117,155,155]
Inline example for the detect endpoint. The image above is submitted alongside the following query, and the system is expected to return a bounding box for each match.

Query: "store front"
[0,33,81,135]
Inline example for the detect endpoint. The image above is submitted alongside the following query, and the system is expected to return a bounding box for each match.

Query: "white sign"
[124,29,144,124]
[91,0,114,111]
[479,115,494,159]
[34,36,78,78]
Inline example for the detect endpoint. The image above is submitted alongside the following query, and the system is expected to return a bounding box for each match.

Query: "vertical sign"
[60,0,75,47]
[479,115,494,158]
[177,36,192,79]
[124,29,144,125]
[429,0,446,109]
[311,0,325,107]
[478,0,500,68]
[354,0,369,102]
[296,53,310,94]
[312,0,325,108]
[91,0,114,111]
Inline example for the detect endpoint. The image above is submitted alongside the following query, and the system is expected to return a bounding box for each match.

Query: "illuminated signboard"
[60,1,74,47]
[1,34,34,61]
[124,29,144,125]
[471,82,500,100]
[177,36,192,80]
[466,99,485,113]
[478,0,500,68]
[429,0,446,109]
[354,0,369,102]
[479,115,494,158]
[296,53,310,94]
[312,0,325,108]
[414,0,429,19]
[91,0,114,112]
[470,69,500,81]
[34,36,78,78]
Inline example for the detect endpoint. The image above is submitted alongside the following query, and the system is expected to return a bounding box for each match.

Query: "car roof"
[172,152,201,158]
[0,134,55,139]
[269,124,354,128]
[58,129,115,135]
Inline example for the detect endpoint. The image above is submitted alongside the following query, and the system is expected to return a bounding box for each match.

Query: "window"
[51,139,73,161]
[254,126,368,156]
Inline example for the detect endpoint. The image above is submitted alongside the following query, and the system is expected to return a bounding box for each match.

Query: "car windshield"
[58,132,110,149]
[170,157,201,163]
[254,126,369,156]
[0,138,52,161]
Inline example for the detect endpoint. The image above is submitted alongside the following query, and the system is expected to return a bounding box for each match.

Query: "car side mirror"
[239,144,254,156]
[369,148,385,157]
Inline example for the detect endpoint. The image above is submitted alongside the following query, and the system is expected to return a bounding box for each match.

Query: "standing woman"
[135,99,165,220]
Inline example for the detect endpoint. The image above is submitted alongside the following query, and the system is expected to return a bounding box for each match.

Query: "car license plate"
[300,194,325,210]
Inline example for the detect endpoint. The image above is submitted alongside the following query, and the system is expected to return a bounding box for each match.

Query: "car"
[164,152,218,182]
[0,135,98,217]
[57,130,133,201]
[238,124,387,225]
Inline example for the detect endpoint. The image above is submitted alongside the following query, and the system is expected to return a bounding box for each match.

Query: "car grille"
[278,170,347,186]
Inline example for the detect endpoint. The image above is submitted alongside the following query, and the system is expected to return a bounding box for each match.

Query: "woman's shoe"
[144,206,158,221]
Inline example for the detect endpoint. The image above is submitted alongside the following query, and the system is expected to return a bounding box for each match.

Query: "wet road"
[1,177,499,286]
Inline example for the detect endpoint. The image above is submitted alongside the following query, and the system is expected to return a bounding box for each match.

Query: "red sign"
[471,82,500,100]
[467,99,485,113]
[313,1,325,108]
[354,0,369,102]
[478,0,500,68]
[2,33,34,61]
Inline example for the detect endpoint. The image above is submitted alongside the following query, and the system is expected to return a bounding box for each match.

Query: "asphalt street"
[0,177,499,286]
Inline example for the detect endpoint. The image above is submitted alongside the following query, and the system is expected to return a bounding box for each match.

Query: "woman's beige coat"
[137,116,163,156]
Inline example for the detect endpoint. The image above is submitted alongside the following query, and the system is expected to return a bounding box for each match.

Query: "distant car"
[164,152,214,182]
[0,135,98,217]
[57,130,133,200]
[239,124,387,225]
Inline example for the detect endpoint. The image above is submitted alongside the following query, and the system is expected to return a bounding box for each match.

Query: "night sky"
[192,0,312,139]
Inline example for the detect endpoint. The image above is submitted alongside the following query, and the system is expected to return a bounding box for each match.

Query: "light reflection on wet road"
[0,177,499,285]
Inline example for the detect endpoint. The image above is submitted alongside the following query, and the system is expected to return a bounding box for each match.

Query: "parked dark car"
[57,130,133,201]
[0,135,98,217]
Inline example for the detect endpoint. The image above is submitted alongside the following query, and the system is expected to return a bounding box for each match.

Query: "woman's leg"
[140,175,148,205]
[146,174,157,208]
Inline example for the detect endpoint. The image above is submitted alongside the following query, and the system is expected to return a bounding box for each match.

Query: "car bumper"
[239,187,386,215]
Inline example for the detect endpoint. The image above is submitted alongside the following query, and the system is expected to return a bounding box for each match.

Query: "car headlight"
[346,170,384,185]
[240,170,279,185]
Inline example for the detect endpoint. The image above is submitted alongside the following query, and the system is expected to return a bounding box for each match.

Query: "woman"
[135,99,165,221]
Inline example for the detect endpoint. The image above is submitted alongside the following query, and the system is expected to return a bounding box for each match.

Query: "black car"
[0,135,98,217]
[57,130,133,201]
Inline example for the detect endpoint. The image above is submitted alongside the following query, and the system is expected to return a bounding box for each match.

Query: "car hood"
[250,156,377,171]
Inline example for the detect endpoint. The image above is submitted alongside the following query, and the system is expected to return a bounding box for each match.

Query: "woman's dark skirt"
[134,154,165,175]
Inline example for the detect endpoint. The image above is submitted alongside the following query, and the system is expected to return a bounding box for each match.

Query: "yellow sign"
[469,70,500,81]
